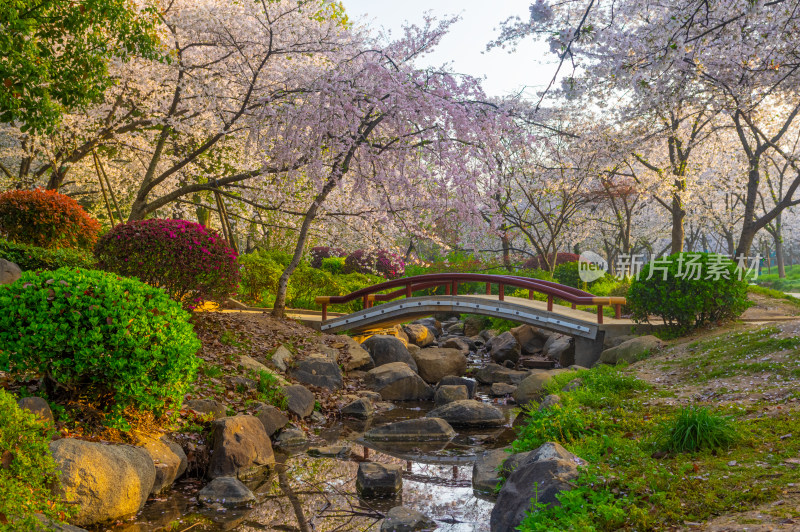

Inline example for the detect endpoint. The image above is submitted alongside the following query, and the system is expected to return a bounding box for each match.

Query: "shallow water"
[107,396,517,532]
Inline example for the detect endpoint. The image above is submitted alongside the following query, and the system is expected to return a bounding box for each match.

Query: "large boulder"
[184,399,227,420]
[472,448,509,495]
[364,362,433,401]
[490,443,581,532]
[255,404,289,436]
[463,316,484,337]
[512,370,567,405]
[290,354,343,390]
[283,384,316,418]
[356,462,403,498]
[434,384,469,406]
[334,336,374,371]
[49,438,156,526]
[403,323,435,347]
[362,335,418,372]
[271,345,294,372]
[510,325,549,355]
[274,426,308,451]
[365,418,455,442]
[412,348,467,384]
[543,334,575,367]
[239,354,270,374]
[474,363,529,385]
[488,331,521,365]
[412,318,442,337]
[380,506,436,532]
[134,435,188,495]
[426,400,505,428]
[208,415,274,479]
[17,396,54,424]
[599,335,664,365]
[198,477,255,508]
[0,259,21,285]
[490,382,516,397]
[438,376,477,398]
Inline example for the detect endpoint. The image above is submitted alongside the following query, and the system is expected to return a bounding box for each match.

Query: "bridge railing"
[314,273,626,324]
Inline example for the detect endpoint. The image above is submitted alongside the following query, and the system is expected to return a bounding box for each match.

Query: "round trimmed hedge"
[627,253,750,333]
[94,219,239,308]
[0,188,101,250]
[0,268,201,426]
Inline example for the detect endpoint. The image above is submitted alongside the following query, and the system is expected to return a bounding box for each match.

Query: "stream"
[106,393,518,532]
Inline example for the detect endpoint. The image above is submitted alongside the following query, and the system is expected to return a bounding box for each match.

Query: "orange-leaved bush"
[95,219,239,309]
[0,188,101,250]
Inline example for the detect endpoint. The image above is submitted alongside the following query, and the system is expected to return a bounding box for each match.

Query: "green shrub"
[0,238,95,271]
[0,389,73,529]
[655,406,738,453]
[257,370,287,409]
[511,401,598,452]
[627,253,751,333]
[320,256,346,274]
[0,268,201,428]
[238,249,287,303]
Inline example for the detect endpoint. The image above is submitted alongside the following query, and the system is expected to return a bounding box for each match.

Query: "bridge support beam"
[574,330,606,368]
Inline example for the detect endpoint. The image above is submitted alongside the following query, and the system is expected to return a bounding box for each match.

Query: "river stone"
[283,384,315,418]
[134,435,188,494]
[17,396,54,424]
[239,354,269,374]
[49,438,156,526]
[365,418,456,442]
[272,345,294,372]
[0,259,21,285]
[290,354,343,390]
[437,376,477,398]
[490,382,516,397]
[35,515,88,531]
[412,348,467,384]
[562,378,583,392]
[184,399,227,420]
[472,448,509,495]
[426,400,505,428]
[604,334,638,349]
[512,370,566,405]
[274,426,308,450]
[403,323,435,347]
[440,337,470,354]
[208,415,274,479]
[362,335,418,372]
[308,443,351,458]
[463,316,484,337]
[491,443,581,532]
[446,321,465,335]
[434,385,469,406]
[413,318,442,336]
[474,363,529,385]
[538,394,562,411]
[480,329,499,341]
[364,362,433,401]
[198,477,255,508]
[543,334,574,366]
[335,335,375,371]
[599,335,664,365]
[341,397,374,419]
[356,462,403,498]
[380,506,436,531]
[469,335,486,349]
[488,331,521,364]
[255,404,289,436]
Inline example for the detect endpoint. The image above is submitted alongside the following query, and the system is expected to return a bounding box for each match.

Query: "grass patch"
[747,285,800,309]
[256,370,287,409]
[512,364,800,531]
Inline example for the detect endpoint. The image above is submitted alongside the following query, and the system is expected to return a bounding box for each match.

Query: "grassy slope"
[513,321,800,531]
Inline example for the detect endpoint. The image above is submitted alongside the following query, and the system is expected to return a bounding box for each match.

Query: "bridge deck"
[316,294,640,339]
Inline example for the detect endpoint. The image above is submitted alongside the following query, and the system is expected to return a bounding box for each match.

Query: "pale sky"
[340,0,557,98]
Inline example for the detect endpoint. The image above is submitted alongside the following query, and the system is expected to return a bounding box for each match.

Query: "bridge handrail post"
[445,283,451,295]
[614,303,621,319]
[498,283,505,301]
[547,295,553,312]
[452,281,458,296]
[597,305,604,324]
[485,282,491,295]
[322,303,327,321]
[405,283,412,298]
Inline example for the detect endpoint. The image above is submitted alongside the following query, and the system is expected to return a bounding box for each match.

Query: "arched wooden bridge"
[314,274,628,366]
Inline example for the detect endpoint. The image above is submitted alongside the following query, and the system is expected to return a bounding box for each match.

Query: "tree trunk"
[501,232,512,271]
[775,214,786,278]
[670,193,685,254]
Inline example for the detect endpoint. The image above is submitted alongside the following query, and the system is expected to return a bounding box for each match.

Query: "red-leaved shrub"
[94,219,239,308]
[343,249,405,279]
[309,246,345,268]
[0,189,101,250]
[522,253,580,270]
